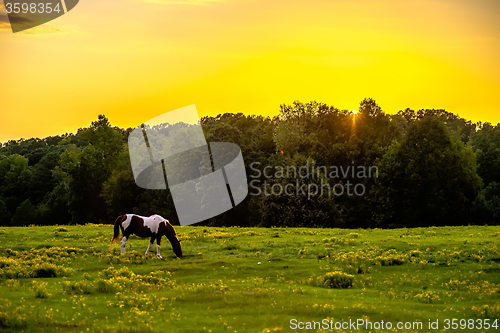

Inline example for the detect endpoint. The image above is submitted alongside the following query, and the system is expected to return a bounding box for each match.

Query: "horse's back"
[143,215,164,234]
[120,214,171,238]
[122,214,148,235]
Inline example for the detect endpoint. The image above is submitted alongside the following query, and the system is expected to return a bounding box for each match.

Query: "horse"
[110,214,182,259]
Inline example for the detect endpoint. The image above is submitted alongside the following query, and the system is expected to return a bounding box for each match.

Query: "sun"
[352,110,358,115]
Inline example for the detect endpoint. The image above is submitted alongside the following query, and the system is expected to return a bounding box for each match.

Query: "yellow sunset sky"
[0,0,499,142]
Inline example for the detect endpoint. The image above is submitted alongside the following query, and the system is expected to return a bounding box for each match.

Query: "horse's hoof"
[157,256,163,260]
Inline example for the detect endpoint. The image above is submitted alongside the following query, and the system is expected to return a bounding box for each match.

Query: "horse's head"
[162,219,183,258]
[171,236,183,258]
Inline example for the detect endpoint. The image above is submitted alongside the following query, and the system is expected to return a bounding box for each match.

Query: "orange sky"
[1,0,499,142]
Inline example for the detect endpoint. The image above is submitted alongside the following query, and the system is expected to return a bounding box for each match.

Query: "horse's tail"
[110,215,124,248]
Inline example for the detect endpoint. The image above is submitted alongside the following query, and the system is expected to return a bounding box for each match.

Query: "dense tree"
[202,113,276,167]
[398,108,475,143]
[469,123,500,186]
[59,115,125,224]
[371,117,482,227]
[471,181,500,225]
[11,199,37,226]
[101,149,144,220]
[0,199,11,225]
[0,101,496,228]
[248,154,342,228]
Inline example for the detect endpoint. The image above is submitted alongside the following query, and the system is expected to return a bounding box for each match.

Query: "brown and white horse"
[110,214,182,259]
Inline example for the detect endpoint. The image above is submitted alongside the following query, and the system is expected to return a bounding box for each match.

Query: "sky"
[0,0,499,142]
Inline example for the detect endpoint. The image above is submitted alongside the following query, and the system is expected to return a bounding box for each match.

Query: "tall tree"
[371,116,481,227]
[469,123,500,186]
[60,115,124,224]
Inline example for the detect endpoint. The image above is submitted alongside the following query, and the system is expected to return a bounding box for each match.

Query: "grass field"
[0,225,499,333]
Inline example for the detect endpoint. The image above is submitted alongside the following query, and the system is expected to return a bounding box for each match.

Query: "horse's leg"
[156,236,162,259]
[120,235,129,255]
[145,236,155,256]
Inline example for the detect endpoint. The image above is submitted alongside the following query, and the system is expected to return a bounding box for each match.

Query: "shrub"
[0,259,73,279]
[30,281,51,298]
[97,279,117,293]
[34,265,57,278]
[62,280,93,295]
[106,251,146,264]
[414,290,440,304]
[409,250,423,258]
[375,250,405,266]
[319,272,354,289]
[100,266,133,279]
[0,311,27,329]
[472,303,500,319]
[34,286,50,298]
[0,257,17,269]
[5,279,20,290]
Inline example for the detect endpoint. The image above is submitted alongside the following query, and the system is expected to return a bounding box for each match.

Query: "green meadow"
[0,225,499,333]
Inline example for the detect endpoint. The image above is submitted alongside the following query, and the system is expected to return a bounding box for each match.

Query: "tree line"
[1,98,499,228]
